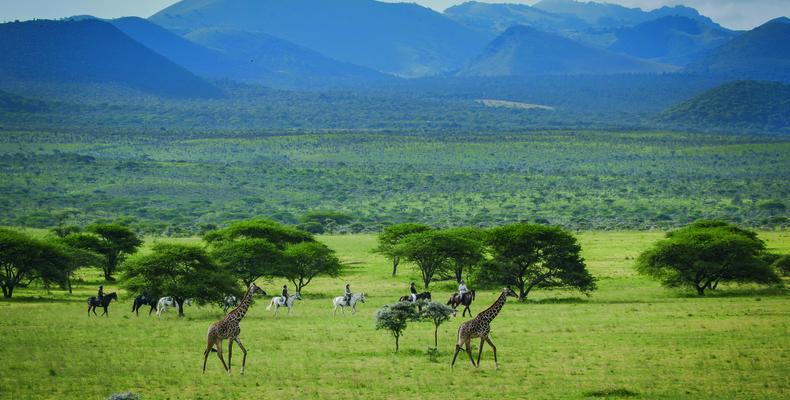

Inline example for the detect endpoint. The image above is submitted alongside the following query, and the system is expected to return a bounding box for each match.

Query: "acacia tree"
[80,223,142,281]
[440,227,486,283]
[419,301,456,347]
[397,230,483,289]
[636,220,780,295]
[483,224,596,301]
[375,301,419,352]
[210,238,283,286]
[280,242,343,292]
[56,235,103,294]
[123,243,239,317]
[375,223,432,276]
[203,218,313,248]
[0,229,71,299]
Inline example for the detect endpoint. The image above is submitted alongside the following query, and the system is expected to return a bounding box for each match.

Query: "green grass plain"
[0,231,788,400]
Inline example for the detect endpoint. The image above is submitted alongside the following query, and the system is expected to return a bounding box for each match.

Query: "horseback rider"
[97,285,104,304]
[409,282,417,302]
[458,280,469,302]
[344,283,352,306]
[281,285,289,306]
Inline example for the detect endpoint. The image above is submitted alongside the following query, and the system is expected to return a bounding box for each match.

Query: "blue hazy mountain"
[459,25,674,77]
[444,1,591,34]
[659,80,790,133]
[0,19,221,98]
[533,0,720,29]
[686,17,790,81]
[149,0,491,77]
[111,17,388,88]
[609,16,737,66]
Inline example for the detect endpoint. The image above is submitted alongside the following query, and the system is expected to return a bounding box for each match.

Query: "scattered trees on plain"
[396,230,482,289]
[67,224,142,281]
[122,243,239,316]
[0,229,72,298]
[375,223,432,276]
[481,224,596,301]
[636,220,781,295]
[375,301,419,352]
[281,241,342,292]
[419,301,456,347]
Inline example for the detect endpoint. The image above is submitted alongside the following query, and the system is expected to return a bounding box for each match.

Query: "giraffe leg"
[476,337,486,366]
[202,344,212,373]
[465,340,476,367]
[234,337,248,375]
[451,344,462,368]
[485,337,498,368]
[215,341,229,372]
[227,339,234,374]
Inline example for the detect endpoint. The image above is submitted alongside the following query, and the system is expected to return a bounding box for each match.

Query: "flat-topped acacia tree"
[636,220,780,295]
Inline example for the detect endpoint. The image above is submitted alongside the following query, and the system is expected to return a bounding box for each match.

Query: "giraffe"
[202,282,266,374]
[451,286,518,368]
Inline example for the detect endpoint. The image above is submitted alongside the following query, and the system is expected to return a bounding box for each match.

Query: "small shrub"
[107,392,140,400]
[583,388,638,398]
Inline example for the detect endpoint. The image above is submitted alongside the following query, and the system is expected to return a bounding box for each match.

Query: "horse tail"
[266,299,273,310]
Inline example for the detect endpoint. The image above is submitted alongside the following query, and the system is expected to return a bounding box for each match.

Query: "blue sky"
[0,0,786,30]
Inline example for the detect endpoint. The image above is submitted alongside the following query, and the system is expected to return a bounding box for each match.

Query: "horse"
[266,292,302,316]
[222,294,239,314]
[399,291,431,302]
[87,292,118,316]
[156,296,192,318]
[132,294,157,316]
[332,293,366,316]
[447,290,476,317]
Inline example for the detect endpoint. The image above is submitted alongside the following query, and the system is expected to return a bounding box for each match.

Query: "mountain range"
[459,25,673,76]
[0,19,221,98]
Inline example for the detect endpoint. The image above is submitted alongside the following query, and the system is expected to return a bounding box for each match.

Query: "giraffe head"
[503,287,517,298]
[249,283,267,296]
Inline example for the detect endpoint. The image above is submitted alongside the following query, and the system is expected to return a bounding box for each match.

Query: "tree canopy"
[210,238,283,286]
[122,243,239,316]
[82,223,142,281]
[482,223,596,300]
[375,223,432,276]
[636,220,780,295]
[396,230,482,289]
[280,241,343,292]
[203,218,313,248]
[0,229,71,298]
[375,301,419,352]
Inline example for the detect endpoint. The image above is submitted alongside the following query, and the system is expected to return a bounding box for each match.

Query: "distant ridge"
[459,25,674,77]
[0,19,221,98]
[150,0,491,77]
[686,17,790,81]
[659,80,790,133]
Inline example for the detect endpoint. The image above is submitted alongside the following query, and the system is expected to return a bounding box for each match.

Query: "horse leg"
[92,306,97,316]
[227,339,233,374]
[88,305,91,316]
[333,304,337,317]
[215,341,228,372]
[476,337,486,366]
[234,337,248,375]
[102,305,108,317]
[485,337,498,368]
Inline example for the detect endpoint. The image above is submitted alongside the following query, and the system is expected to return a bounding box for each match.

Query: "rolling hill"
[533,0,720,29]
[0,19,221,98]
[609,16,737,66]
[112,17,387,88]
[659,80,790,133]
[149,0,491,77]
[459,25,674,77]
[444,1,590,34]
[686,17,790,82]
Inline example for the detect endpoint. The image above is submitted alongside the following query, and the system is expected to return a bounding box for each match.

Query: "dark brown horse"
[132,294,157,316]
[447,290,476,317]
[87,292,117,316]
[399,291,431,302]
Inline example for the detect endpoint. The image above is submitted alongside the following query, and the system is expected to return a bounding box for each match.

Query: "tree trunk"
[392,256,399,276]
[103,268,114,282]
[695,285,705,296]
[2,285,10,299]
[455,268,462,284]
[67,273,72,294]
[395,335,399,352]
[434,325,439,347]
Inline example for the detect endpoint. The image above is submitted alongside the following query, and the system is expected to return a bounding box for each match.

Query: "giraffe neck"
[229,286,255,321]
[479,291,508,322]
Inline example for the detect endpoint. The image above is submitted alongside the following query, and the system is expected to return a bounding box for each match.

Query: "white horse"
[266,292,302,316]
[156,296,192,317]
[222,294,239,313]
[332,293,366,316]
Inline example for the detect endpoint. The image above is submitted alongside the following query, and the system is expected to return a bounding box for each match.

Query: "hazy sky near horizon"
[0,0,786,30]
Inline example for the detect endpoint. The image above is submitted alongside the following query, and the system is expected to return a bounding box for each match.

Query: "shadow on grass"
[584,388,639,398]
[677,286,787,299]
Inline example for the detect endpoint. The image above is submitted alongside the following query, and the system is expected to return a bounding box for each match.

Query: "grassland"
[1,231,788,400]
